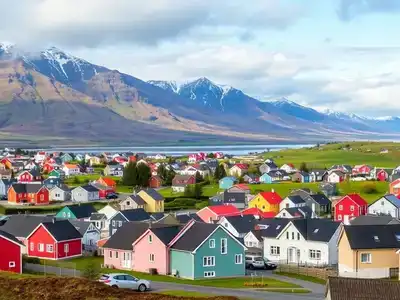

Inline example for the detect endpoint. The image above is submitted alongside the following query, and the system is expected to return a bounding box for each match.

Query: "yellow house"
[248,191,282,213]
[137,188,164,213]
[338,224,400,279]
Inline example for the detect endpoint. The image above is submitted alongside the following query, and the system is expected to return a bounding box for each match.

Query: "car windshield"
[254,257,263,261]
[99,275,109,280]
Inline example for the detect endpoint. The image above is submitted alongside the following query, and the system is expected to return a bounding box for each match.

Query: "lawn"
[273,271,327,285]
[157,290,219,298]
[38,257,300,289]
[256,288,311,293]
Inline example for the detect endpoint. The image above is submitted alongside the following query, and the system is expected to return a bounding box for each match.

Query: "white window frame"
[221,238,227,254]
[235,254,243,264]
[9,261,15,268]
[309,249,321,260]
[361,253,372,264]
[64,243,69,253]
[270,246,280,256]
[148,235,153,243]
[149,254,155,262]
[204,271,215,278]
[209,239,215,248]
[38,243,44,252]
[350,205,355,212]
[339,205,343,211]
[118,221,123,227]
[46,244,54,253]
[109,251,113,258]
[112,220,116,226]
[338,215,342,221]
[30,242,34,251]
[203,256,215,267]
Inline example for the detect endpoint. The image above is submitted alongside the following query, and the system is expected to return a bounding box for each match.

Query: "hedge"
[0,202,109,215]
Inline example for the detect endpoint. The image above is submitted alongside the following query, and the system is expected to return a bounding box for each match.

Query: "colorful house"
[97,177,117,191]
[376,169,392,182]
[48,169,65,179]
[132,225,182,275]
[16,169,42,183]
[26,220,82,260]
[169,221,246,279]
[149,175,162,188]
[291,171,310,183]
[0,230,24,273]
[229,164,249,177]
[62,164,80,177]
[90,183,113,199]
[196,205,240,223]
[219,177,237,190]
[390,178,400,195]
[56,205,97,220]
[352,165,373,176]
[334,194,368,224]
[248,191,283,214]
[8,183,49,205]
[172,175,196,192]
[137,188,165,213]
[0,179,16,197]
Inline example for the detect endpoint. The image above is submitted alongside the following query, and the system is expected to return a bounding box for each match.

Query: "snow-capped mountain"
[147,80,179,94]
[270,98,328,122]
[0,42,14,59]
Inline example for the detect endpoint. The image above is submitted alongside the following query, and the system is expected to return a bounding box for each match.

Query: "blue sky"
[1,0,400,116]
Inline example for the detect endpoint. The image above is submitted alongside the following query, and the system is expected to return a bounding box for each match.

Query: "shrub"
[82,260,101,280]
[362,182,378,194]
[244,282,269,287]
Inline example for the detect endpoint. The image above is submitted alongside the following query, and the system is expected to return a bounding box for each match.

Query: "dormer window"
[314,229,319,233]
[396,234,400,241]
[276,225,281,230]
[373,236,380,242]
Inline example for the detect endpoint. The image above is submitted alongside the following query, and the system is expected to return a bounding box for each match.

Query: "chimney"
[271,188,275,193]
[148,219,152,229]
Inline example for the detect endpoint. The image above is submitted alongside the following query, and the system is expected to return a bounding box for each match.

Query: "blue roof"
[220,176,237,182]
[383,195,400,208]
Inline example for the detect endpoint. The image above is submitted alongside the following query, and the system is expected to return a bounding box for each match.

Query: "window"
[203,256,215,267]
[286,232,289,239]
[112,220,116,226]
[204,271,215,278]
[64,244,69,253]
[276,225,281,230]
[38,243,44,252]
[221,238,227,254]
[270,246,280,255]
[338,215,342,221]
[63,212,67,217]
[235,254,243,264]
[149,254,155,262]
[30,242,34,251]
[9,261,15,268]
[209,239,215,248]
[361,253,372,263]
[292,232,295,240]
[109,251,113,258]
[46,244,54,253]
[118,221,123,227]
[309,250,321,260]
[126,201,130,206]
[374,236,380,242]
[148,235,153,243]
[115,252,119,259]
[339,205,343,211]
[67,212,71,218]
[381,201,385,206]
[350,205,354,212]
[297,233,300,240]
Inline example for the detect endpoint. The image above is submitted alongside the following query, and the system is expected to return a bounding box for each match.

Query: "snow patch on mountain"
[147,80,179,93]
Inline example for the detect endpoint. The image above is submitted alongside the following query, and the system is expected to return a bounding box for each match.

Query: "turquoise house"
[259,173,273,183]
[55,205,97,220]
[169,221,246,279]
[219,176,237,190]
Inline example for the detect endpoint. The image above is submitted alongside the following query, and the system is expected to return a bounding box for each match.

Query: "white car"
[99,273,151,292]
[351,177,366,181]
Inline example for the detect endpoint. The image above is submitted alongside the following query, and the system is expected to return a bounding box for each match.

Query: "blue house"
[0,179,16,197]
[43,177,63,189]
[219,176,237,190]
[108,209,151,236]
[60,153,74,163]
[292,171,310,183]
[169,221,246,279]
[259,173,273,184]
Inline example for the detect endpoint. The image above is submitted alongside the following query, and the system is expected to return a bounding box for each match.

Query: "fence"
[276,263,338,281]
[25,262,81,277]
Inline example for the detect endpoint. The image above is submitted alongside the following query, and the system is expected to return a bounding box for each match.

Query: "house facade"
[71,186,99,202]
[334,194,368,224]
[8,184,49,205]
[0,179,16,196]
[368,195,400,219]
[172,175,196,192]
[248,192,282,214]
[62,164,80,177]
[196,205,240,223]
[0,230,24,273]
[137,189,165,213]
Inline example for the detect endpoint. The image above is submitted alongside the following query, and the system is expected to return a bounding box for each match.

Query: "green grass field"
[273,272,326,285]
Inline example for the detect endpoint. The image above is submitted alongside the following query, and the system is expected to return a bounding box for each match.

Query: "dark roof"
[68,220,96,235]
[0,229,24,246]
[175,213,203,224]
[120,208,150,222]
[41,220,82,241]
[344,224,400,249]
[139,189,163,201]
[310,169,326,175]
[89,213,106,221]
[171,222,219,251]
[249,230,263,242]
[66,205,97,219]
[326,277,400,300]
[286,195,305,205]
[103,222,171,250]
[257,218,290,238]
[291,219,340,242]
[224,215,256,234]
[0,215,54,238]
[150,226,182,245]
[267,169,288,177]
[127,194,146,206]
[150,212,166,221]
[11,183,46,193]
[209,191,246,206]
[350,215,400,226]
[79,185,99,192]
[283,206,314,218]
[0,178,16,185]
[309,194,331,205]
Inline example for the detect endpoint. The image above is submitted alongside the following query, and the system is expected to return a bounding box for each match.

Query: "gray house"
[0,169,12,179]
[0,179,16,197]
[50,185,71,201]
[119,194,146,210]
[71,185,100,202]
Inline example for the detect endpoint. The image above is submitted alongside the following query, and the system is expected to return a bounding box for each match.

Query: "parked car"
[245,255,265,269]
[106,193,119,199]
[0,195,7,200]
[99,273,151,292]
[264,258,277,270]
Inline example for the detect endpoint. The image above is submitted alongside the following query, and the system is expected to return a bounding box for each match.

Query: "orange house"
[149,175,162,188]
[8,183,49,205]
[0,158,12,170]
[390,179,400,195]
[97,177,116,191]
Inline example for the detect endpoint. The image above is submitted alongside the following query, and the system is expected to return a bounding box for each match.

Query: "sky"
[1,0,400,117]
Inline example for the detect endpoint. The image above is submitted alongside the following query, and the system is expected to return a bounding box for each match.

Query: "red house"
[42,163,55,173]
[97,177,116,191]
[376,169,391,182]
[241,207,276,219]
[91,183,113,199]
[334,194,368,224]
[8,183,49,205]
[352,165,373,176]
[149,175,162,188]
[16,169,42,183]
[197,205,240,223]
[0,230,24,274]
[26,220,82,260]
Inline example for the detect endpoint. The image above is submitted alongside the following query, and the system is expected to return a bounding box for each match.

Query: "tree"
[82,260,101,280]
[157,164,168,183]
[195,171,203,183]
[73,176,81,184]
[193,184,203,199]
[184,185,194,197]
[207,153,214,158]
[165,170,176,186]
[136,163,151,187]
[299,162,309,172]
[214,164,226,181]
[247,164,261,176]
[122,162,138,186]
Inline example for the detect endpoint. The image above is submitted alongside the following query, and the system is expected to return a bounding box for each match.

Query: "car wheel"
[248,264,254,270]
[112,285,118,288]
[138,284,146,292]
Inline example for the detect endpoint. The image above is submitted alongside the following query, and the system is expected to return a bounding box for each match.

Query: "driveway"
[26,264,324,300]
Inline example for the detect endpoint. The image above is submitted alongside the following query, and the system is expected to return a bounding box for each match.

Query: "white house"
[244,230,263,249]
[279,195,307,211]
[280,164,297,174]
[217,215,256,238]
[263,219,340,266]
[368,195,400,219]
[327,171,345,183]
[62,164,80,177]
[34,151,46,163]
[50,185,71,201]
[71,185,99,202]
[97,204,120,236]
[69,220,101,251]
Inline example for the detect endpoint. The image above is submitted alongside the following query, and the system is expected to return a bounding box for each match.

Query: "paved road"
[26,264,324,300]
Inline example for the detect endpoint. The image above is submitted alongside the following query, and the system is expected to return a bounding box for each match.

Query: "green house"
[169,221,246,279]
[48,169,65,179]
[55,205,97,220]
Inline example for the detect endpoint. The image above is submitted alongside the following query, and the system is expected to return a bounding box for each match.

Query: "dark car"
[264,258,277,270]
[0,195,7,201]
[106,193,119,199]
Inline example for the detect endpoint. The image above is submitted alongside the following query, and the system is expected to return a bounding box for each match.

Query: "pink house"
[197,205,240,223]
[132,225,181,275]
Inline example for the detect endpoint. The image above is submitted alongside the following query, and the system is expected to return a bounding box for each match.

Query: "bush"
[23,255,40,265]
[244,282,269,287]
[362,182,378,194]
[82,260,101,280]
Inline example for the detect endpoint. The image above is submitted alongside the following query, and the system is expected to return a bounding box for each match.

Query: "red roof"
[100,177,116,186]
[345,194,367,206]
[241,207,276,219]
[208,205,240,216]
[233,183,250,190]
[287,163,295,168]
[234,163,248,170]
[259,191,283,204]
